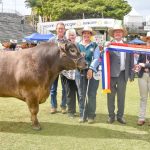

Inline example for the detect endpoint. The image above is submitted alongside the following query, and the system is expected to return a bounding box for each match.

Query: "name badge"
[93,71,101,80]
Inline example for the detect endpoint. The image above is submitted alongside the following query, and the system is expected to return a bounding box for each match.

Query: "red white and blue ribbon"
[102,43,150,93]
[108,43,150,54]
[102,48,111,93]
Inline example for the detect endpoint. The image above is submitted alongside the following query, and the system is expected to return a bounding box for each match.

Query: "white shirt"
[115,40,126,71]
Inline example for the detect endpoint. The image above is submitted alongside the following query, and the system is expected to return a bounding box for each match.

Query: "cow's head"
[58,40,87,70]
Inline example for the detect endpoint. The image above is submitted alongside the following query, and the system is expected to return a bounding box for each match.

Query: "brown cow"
[0,41,87,130]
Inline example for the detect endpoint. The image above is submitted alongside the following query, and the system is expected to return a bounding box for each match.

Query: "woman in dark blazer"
[137,32,150,126]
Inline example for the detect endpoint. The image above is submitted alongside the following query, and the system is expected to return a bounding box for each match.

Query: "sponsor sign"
[37,18,119,33]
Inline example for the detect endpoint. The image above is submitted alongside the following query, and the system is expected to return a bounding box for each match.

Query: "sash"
[108,43,150,54]
[102,49,111,93]
[102,43,150,93]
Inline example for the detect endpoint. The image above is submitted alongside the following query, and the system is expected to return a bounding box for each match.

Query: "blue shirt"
[48,35,66,43]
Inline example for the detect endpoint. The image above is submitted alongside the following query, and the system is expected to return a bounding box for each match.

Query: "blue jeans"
[75,70,99,119]
[50,75,66,109]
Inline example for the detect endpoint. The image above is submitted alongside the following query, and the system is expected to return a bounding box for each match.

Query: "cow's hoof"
[32,125,41,131]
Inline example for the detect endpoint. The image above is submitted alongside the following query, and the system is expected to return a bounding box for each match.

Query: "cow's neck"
[42,46,63,80]
[47,57,64,89]
[32,44,65,87]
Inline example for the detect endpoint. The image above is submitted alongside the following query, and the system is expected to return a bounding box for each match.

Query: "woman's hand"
[87,69,93,80]
[139,63,145,67]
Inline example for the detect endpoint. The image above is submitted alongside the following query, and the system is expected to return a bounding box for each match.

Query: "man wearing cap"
[106,24,134,124]
[76,26,100,123]
[136,32,150,126]
[9,39,17,51]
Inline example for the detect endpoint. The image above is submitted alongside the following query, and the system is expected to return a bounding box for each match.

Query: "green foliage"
[25,0,131,21]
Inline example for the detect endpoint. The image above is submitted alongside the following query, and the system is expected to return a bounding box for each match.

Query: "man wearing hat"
[106,24,134,124]
[10,39,17,50]
[136,32,150,126]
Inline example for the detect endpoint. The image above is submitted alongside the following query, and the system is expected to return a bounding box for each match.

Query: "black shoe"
[107,118,115,124]
[117,118,126,124]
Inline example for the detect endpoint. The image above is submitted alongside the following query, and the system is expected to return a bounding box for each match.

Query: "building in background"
[124,9,147,41]
[144,16,150,31]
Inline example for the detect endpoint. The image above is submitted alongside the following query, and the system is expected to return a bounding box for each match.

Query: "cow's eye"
[70,48,76,53]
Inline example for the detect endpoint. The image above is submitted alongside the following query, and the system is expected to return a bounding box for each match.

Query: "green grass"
[0,79,150,150]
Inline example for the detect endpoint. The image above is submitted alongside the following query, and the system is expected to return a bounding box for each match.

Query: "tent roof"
[24,33,55,42]
[128,38,146,44]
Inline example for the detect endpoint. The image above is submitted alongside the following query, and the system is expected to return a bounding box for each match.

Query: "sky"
[0,0,150,17]
[0,0,31,15]
[126,0,150,17]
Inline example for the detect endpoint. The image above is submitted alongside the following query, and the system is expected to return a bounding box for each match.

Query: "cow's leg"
[26,100,41,130]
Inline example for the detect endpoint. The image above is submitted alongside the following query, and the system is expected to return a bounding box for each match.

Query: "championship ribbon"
[102,43,150,94]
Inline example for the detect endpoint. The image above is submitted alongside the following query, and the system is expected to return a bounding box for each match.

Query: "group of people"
[49,22,150,126]
[1,40,17,50]
[49,22,100,124]
[47,22,150,125]
[1,21,149,126]
[0,40,37,51]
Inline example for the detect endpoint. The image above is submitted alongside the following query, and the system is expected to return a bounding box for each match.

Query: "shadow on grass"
[96,113,150,130]
[0,117,149,143]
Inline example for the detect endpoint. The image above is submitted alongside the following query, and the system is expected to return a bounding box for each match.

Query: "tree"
[25,0,131,21]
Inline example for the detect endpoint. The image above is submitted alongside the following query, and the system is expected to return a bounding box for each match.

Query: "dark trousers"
[107,71,127,119]
[50,75,66,109]
[63,77,79,114]
[75,70,99,119]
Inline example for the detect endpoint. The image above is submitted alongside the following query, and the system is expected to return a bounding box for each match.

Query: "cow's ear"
[58,42,67,52]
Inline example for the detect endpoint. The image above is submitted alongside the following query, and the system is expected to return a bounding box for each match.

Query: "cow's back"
[0,50,49,100]
[0,51,20,96]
